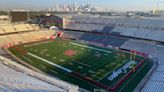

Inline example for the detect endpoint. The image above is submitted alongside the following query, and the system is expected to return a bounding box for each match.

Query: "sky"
[0,0,164,11]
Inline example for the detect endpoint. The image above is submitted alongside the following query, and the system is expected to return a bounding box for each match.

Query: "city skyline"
[0,0,164,11]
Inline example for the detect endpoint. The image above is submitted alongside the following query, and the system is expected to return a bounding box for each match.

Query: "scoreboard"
[11,11,28,22]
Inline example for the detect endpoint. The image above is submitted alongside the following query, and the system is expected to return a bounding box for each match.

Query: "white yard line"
[27,53,72,73]
[69,42,111,53]
[40,64,46,69]
[22,55,33,62]
[24,41,52,47]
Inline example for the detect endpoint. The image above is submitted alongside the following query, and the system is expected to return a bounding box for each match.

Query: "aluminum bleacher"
[8,34,24,44]
[79,33,127,47]
[111,28,164,42]
[13,24,30,32]
[141,59,164,92]
[119,39,164,92]
[0,30,56,47]
[0,55,79,92]
[1,25,16,33]
[0,24,79,91]
[63,15,164,42]
[20,33,34,42]
[0,36,13,46]
[62,31,127,47]
[0,27,4,34]
[0,21,80,92]
[0,24,40,35]
[120,39,164,59]
[62,31,84,39]
[0,63,65,92]
[121,39,155,54]
[141,81,164,92]
[0,23,54,46]
[29,31,45,39]
[26,24,34,30]
[31,24,40,30]
[39,30,55,37]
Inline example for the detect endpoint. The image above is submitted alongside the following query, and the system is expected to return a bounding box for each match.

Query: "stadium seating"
[120,39,164,58]
[29,31,45,39]
[118,39,164,92]
[39,30,55,37]
[111,28,164,42]
[2,14,164,91]
[31,24,40,30]
[8,34,24,44]
[102,26,114,33]
[121,39,155,53]
[45,30,55,35]
[0,60,68,92]
[62,31,84,39]
[13,24,30,32]
[20,31,54,42]
[141,81,164,92]
[63,15,164,42]
[18,33,32,42]
[0,21,81,92]
[141,59,164,92]
[26,24,34,30]
[62,31,127,47]
[0,36,13,46]
[0,30,56,47]
[0,27,4,34]
[1,25,16,33]
[79,33,127,47]
[0,24,40,35]
[150,72,164,81]
[37,31,49,38]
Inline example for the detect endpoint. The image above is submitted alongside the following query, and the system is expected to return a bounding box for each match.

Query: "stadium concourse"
[0,23,79,92]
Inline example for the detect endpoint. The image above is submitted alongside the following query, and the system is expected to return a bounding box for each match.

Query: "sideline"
[69,42,111,53]
[28,53,72,73]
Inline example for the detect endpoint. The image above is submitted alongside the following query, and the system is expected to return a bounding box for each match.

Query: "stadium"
[0,11,163,92]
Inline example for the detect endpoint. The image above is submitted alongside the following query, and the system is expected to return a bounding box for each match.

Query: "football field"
[9,38,153,92]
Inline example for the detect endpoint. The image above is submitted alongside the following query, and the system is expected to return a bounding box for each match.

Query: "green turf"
[9,38,153,92]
